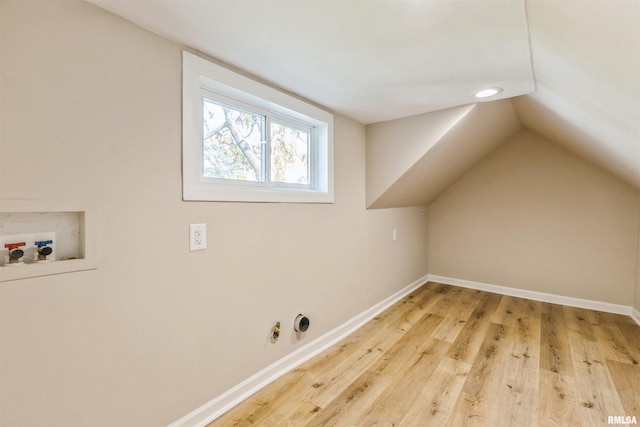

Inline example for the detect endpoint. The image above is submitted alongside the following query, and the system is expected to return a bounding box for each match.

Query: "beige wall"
[427,129,639,305]
[0,1,428,426]
[635,208,640,311]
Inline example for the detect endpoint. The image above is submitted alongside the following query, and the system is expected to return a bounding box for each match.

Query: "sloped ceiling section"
[516,0,640,189]
[366,104,476,207]
[85,0,639,200]
[86,0,534,124]
[366,100,521,208]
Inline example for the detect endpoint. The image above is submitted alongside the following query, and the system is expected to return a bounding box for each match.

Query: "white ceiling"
[86,0,639,190]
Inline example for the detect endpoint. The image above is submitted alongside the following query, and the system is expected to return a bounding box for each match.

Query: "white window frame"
[182,51,334,203]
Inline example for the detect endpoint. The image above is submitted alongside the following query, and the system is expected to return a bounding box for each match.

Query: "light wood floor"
[208,282,640,426]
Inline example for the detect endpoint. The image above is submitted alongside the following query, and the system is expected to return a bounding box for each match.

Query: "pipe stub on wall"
[294,314,310,332]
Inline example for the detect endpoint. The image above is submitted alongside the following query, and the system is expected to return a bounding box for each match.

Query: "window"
[182,51,334,203]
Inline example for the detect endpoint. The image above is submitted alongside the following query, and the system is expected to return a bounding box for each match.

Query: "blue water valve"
[35,240,53,261]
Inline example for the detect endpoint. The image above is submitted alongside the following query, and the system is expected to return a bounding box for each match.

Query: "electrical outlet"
[189,223,207,251]
[392,229,398,241]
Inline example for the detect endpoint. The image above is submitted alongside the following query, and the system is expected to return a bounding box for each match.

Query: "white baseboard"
[170,273,639,426]
[632,308,640,327]
[168,274,430,427]
[427,274,633,316]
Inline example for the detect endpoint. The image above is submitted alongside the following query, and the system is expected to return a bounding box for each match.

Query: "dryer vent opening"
[294,314,310,332]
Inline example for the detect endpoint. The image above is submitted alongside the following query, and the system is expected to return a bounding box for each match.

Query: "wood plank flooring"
[207,282,640,426]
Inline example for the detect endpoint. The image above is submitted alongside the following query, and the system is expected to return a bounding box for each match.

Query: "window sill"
[183,181,333,203]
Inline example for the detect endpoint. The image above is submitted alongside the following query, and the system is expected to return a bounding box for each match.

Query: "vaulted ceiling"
[87,0,640,202]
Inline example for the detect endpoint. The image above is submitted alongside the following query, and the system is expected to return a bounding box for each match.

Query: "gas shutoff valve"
[35,240,53,261]
[4,242,26,264]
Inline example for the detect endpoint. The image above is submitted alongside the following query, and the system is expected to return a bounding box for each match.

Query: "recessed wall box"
[0,200,97,282]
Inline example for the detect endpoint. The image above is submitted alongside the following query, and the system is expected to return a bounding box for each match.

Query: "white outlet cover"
[189,223,207,251]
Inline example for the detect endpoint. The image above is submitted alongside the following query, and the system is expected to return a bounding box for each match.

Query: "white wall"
[427,129,639,305]
[0,1,428,426]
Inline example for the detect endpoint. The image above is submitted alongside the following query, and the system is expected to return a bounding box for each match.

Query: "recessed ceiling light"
[474,87,503,98]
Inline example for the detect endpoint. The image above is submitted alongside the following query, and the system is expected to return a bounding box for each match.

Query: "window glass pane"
[203,97,266,181]
[270,122,309,185]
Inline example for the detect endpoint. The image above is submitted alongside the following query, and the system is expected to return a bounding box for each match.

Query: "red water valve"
[4,242,26,263]
[4,242,26,251]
